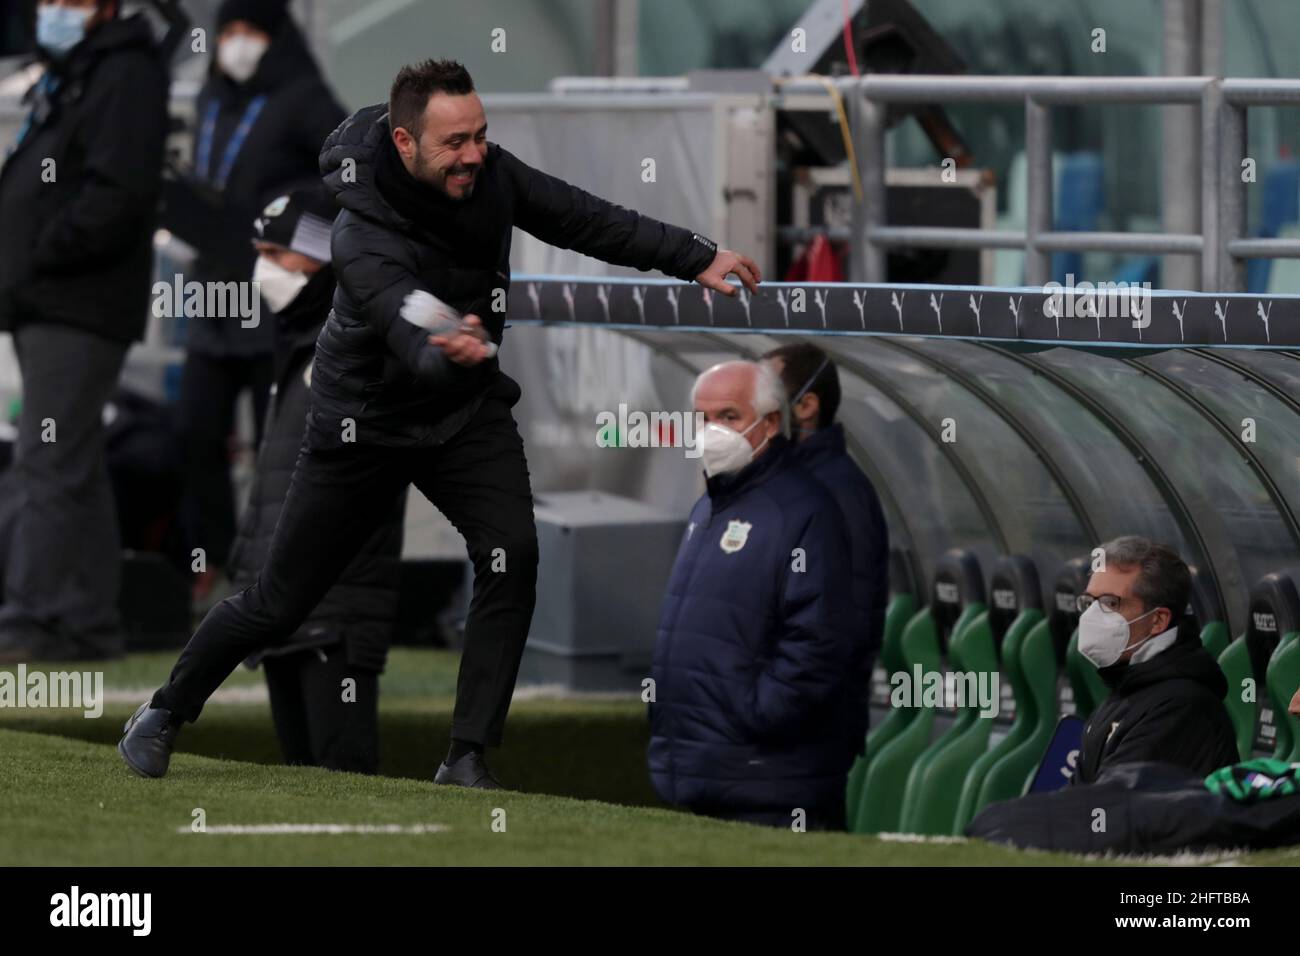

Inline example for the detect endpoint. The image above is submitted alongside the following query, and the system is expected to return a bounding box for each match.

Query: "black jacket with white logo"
[311,104,718,449]
[1076,632,1239,784]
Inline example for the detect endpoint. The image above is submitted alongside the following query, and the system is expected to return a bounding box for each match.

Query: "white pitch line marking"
[177,823,448,835]
[105,686,269,705]
[106,684,638,706]
[877,832,969,844]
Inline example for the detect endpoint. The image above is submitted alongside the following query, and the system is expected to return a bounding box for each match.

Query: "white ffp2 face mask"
[698,419,769,478]
[218,35,269,84]
[1077,601,1160,668]
[254,257,309,313]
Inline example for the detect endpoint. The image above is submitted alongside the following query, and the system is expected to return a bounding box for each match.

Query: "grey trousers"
[0,322,128,649]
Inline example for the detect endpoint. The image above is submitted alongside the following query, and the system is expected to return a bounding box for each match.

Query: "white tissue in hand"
[400,290,461,333]
[401,289,499,359]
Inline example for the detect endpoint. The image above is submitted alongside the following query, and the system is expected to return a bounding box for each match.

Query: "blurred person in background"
[172,0,345,611]
[762,343,888,798]
[226,186,405,774]
[0,0,167,662]
[649,360,861,831]
[120,58,760,789]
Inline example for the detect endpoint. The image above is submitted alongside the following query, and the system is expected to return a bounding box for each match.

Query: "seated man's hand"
[696,248,761,297]
[429,314,493,366]
[1289,687,1300,717]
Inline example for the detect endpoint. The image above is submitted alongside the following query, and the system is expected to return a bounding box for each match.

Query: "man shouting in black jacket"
[121,58,761,788]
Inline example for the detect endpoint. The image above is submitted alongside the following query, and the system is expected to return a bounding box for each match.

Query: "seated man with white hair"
[648,359,860,831]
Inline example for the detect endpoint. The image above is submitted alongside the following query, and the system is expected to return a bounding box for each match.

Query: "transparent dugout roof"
[587,329,1300,636]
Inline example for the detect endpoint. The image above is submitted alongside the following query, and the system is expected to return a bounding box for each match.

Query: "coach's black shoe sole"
[118,701,182,779]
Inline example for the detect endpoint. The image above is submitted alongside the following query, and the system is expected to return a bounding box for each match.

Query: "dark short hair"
[1099,536,1191,620]
[762,342,841,427]
[388,59,475,141]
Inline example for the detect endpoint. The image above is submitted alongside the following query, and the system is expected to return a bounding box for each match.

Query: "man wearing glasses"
[1073,536,1238,784]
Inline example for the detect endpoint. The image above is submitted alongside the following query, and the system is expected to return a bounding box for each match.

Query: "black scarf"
[373,135,508,273]
[376,134,451,224]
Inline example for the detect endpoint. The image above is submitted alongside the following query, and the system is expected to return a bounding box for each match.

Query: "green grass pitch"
[2,652,1299,866]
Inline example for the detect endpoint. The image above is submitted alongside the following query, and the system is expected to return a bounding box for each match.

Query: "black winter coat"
[0,15,167,345]
[310,104,719,450]
[969,761,1300,854]
[183,19,345,357]
[226,267,405,672]
[1076,633,1240,784]
[791,423,889,753]
[649,439,861,816]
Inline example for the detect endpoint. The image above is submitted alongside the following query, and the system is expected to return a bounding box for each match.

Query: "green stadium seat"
[1218,570,1300,759]
[1186,564,1228,660]
[1048,557,1090,718]
[896,551,999,835]
[962,615,1057,829]
[898,605,995,834]
[1265,632,1300,762]
[855,550,985,833]
[1200,620,1230,660]
[1219,634,1257,760]
[940,556,1050,834]
[845,591,917,832]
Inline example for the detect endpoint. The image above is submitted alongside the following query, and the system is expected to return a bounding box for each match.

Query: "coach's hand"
[695,249,761,297]
[429,315,492,366]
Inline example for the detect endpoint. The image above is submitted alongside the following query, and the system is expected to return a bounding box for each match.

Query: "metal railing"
[775,74,1300,291]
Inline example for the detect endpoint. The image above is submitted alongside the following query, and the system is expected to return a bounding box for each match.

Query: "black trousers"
[263,646,380,774]
[0,323,128,645]
[155,396,538,747]
[177,350,272,568]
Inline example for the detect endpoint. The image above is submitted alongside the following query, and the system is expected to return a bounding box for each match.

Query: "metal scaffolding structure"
[775,73,1300,292]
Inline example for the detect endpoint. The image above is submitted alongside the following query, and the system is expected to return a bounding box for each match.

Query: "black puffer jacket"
[0,15,167,345]
[309,104,719,450]
[268,260,334,394]
[1076,632,1240,784]
[791,423,889,754]
[184,17,346,356]
[227,267,405,672]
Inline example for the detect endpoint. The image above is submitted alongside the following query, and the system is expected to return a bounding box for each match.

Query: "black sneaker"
[117,701,182,778]
[434,751,504,789]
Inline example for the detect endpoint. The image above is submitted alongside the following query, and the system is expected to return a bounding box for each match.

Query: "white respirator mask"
[1076,601,1160,668]
[698,419,769,478]
[218,35,269,84]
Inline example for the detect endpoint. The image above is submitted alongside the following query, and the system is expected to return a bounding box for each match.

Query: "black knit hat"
[252,185,338,263]
[217,0,289,35]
